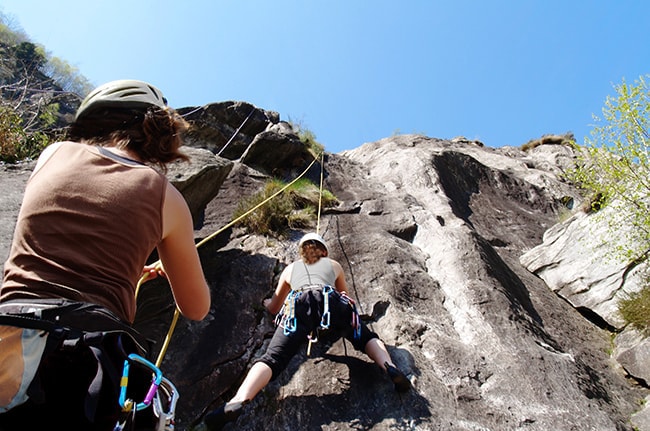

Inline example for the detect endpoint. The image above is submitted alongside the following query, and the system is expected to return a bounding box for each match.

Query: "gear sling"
[0,299,162,430]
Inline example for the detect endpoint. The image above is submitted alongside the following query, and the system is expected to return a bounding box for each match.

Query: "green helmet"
[75,79,168,121]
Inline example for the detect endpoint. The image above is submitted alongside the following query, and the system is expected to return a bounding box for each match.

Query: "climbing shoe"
[385,362,411,393]
[203,400,248,431]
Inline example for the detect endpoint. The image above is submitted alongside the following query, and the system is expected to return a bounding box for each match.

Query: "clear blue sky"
[1,1,648,153]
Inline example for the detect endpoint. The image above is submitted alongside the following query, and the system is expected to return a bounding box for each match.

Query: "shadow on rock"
[220,344,431,430]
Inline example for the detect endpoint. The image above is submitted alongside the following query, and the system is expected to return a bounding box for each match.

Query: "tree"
[43,56,94,96]
[567,74,650,263]
[13,41,45,73]
[566,74,650,333]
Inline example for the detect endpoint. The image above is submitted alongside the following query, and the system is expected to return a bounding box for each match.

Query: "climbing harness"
[274,283,362,356]
[0,299,148,426]
[274,284,333,336]
[274,284,333,356]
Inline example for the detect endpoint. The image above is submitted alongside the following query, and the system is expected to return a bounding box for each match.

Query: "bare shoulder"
[162,182,192,239]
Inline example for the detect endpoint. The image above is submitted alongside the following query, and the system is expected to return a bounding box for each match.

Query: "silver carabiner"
[320,285,333,329]
[153,377,179,431]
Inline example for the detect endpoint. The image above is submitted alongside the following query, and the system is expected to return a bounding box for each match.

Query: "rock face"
[1,117,649,431]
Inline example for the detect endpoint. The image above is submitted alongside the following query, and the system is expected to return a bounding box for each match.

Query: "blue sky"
[1,1,648,153]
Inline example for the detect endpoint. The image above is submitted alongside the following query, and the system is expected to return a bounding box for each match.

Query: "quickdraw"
[320,285,333,329]
[118,354,163,413]
[275,289,301,335]
[113,353,167,431]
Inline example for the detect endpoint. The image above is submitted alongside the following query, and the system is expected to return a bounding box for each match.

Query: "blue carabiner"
[118,353,163,412]
[283,316,297,335]
[281,290,302,335]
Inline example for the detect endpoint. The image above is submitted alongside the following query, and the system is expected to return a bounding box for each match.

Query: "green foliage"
[0,13,91,98]
[565,75,650,263]
[233,179,295,236]
[0,13,29,46]
[13,41,45,72]
[564,74,650,333]
[0,105,24,161]
[234,177,338,236]
[0,104,50,162]
[288,119,325,156]
[38,103,59,128]
[0,12,89,165]
[618,286,650,335]
[44,56,94,95]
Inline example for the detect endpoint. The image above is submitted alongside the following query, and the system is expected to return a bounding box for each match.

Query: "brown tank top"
[1,141,166,323]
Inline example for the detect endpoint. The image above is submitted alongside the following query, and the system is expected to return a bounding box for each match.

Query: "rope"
[217,107,255,157]
[179,105,204,118]
[138,150,324,367]
[316,151,325,235]
[305,152,327,355]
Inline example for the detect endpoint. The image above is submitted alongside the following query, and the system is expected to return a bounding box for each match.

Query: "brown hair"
[299,241,327,265]
[67,106,189,171]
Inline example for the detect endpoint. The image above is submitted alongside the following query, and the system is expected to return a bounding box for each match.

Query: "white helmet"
[299,232,327,251]
[75,79,168,121]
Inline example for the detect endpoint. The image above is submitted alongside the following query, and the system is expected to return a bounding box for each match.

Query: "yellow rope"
[306,151,326,356]
[138,151,324,367]
[316,151,324,235]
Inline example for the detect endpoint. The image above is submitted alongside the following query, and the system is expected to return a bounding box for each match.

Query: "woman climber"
[0,79,210,430]
[202,232,410,430]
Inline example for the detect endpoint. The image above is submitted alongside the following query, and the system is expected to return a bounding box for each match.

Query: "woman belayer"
[0,79,211,430]
[202,232,410,430]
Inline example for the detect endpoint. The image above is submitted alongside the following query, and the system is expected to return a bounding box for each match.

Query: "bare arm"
[263,263,293,315]
[156,183,211,320]
[331,259,349,295]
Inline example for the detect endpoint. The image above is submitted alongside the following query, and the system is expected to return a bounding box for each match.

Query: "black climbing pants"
[258,288,379,380]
